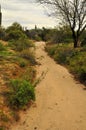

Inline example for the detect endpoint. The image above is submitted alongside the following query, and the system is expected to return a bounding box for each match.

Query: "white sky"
[0,0,57,29]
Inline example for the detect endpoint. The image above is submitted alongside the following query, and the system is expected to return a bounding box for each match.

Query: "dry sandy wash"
[11,42,86,130]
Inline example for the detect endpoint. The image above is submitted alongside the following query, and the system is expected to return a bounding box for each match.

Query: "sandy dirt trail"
[11,42,86,130]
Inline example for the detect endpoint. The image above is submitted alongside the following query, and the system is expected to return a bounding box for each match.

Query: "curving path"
[11,42,86,130]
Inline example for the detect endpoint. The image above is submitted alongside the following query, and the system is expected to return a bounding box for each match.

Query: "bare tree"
[0,5,2,26]
[37,0,86,48]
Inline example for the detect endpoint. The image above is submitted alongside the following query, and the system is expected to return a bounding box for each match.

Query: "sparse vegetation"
[20,49,36,65]
[0,19,86,129]
[45,44,86,85]
[0,111,9,122]
[20,67,36,83]
[8,38,34,51]
[0,22,37,129]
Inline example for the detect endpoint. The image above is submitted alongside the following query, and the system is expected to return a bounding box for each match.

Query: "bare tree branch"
[36,0,86,47]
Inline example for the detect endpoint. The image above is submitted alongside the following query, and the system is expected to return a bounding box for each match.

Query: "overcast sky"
[0,0,57,29]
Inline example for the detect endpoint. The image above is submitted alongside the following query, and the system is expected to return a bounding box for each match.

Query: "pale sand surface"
[11,42,86,130]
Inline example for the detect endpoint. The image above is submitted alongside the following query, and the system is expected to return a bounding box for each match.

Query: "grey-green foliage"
[9,38,34,51]
[5,22,26,41]
[7,79,35,109]
[46,45,86,85]
[20,49,36,65]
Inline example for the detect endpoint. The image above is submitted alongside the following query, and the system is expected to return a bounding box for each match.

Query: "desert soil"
[11,42,86,130]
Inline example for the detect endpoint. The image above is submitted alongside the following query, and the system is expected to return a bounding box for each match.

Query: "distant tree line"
[0,22,86,47]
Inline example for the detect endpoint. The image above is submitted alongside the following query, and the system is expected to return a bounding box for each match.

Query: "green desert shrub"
[6,30,26,41]
[45,45,57,56]
[7,79,35,109]
[8,38,34,51]
[54,47,77,64]
[69,52,86,84]
[46,44,86,84]
[20,49,36,65]
[0,42,6,51]
[5,22,25,41]
[46,45,76,64]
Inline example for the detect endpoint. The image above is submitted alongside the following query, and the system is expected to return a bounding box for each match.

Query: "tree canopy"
[37,0,86,48]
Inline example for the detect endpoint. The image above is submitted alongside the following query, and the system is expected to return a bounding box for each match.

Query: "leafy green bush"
[6,30,27,41]
[7,79,35,109]
[5,22,26,41]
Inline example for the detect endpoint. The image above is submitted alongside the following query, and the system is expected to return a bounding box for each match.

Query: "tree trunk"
[72,29,78,48]
[74,38,78,48]
[0,12,2,26]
